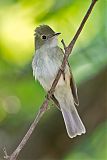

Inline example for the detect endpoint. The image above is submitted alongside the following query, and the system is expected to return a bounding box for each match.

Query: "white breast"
[32,42,62,91]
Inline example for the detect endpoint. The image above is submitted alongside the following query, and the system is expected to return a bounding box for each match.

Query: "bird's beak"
[52,32,61,37]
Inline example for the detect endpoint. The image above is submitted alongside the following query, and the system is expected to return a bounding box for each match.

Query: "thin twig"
[4,0,98,159]
[61,39,66,50]
[3,147,9,159]
[4,100,49,160]
[68,0,98,51]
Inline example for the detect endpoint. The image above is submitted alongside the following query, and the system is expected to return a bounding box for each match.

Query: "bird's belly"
[35,56,61,91]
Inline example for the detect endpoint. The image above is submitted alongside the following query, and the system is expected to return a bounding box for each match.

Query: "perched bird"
[32,25,86,138]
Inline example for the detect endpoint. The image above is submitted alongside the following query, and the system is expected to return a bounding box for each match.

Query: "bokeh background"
[0,0,107,159]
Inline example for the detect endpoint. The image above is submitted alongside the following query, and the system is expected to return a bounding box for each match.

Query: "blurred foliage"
[0,0,107,159]
[65,122,107,160]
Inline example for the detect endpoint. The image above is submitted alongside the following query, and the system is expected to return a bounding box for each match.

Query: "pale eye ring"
[41,35,47,40]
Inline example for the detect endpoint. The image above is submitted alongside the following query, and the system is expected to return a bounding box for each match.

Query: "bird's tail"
[59,93,86,138]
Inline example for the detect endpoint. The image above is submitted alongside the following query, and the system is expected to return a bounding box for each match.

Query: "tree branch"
[4,0,98,159]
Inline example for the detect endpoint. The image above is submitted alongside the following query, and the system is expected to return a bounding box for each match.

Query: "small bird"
[32,25,86,138]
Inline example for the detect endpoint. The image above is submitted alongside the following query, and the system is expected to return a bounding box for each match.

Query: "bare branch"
[3,147,9,159]
[61,39,66,50]
[68,0,98,52]
[4,0,98,159]
[4,100,49,160]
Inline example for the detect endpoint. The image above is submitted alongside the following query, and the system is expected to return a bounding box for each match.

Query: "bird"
[32,25,86,138]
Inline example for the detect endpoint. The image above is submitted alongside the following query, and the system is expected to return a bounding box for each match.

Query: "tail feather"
[59,97,86,138]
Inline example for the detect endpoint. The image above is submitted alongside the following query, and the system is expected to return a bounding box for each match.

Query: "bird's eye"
[41,35,47,40]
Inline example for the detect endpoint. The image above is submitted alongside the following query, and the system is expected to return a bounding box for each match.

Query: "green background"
[0,0,107,159]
